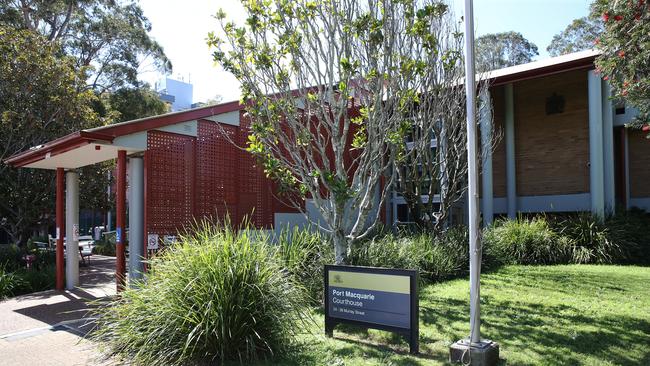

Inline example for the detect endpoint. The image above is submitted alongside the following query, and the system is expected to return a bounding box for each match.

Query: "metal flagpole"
[449,0,499,363]
[463,0,481,345]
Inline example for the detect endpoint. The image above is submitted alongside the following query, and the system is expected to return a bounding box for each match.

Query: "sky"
[138,0,592,104]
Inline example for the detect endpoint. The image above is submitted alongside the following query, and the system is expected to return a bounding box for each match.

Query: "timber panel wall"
[237,113,275,228]
[196,120,239,221]
[145,116,295,238]
[628,130,650,198]
[145,131,196,236]
[514,70,590,196]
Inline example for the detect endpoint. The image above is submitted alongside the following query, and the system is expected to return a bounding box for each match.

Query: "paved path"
[0,255,117,366]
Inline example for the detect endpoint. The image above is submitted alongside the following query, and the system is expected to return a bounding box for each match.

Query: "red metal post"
[55,168,65,290]
[142,151,148,273]
[116,150,127,291]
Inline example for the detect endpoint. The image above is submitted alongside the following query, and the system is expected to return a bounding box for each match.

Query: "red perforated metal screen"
[144,115,305,237]
[238,113,275,228]
[145,130,196,236]
[196,120,239,222]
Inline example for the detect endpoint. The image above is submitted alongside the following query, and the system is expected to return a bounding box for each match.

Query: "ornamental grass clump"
[91,221,310,365]
[275,225,332,303]
[483,217,571,265]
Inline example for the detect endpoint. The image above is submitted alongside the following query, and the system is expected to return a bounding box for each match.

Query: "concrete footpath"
[0,255,117,366]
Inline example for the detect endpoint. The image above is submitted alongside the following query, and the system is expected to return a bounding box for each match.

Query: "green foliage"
[93,239,116,256]
[603,209,650,264]
[547,15,603,57]
[552,210,650,264]
[476,31,539,72]
[108,86,169,122]
[0,0,171,90]
[13,265,56,294]
[594,0,650,127]
[275,225,332,303]
[0,245,55,298]
[79,162,114,213]
[209,0,465,262]
[0,26,102,244]
[0,263,24,299]
[483,211,650,266]
[350,226,469,282]
[483,217,572,265]
[91,221,310,365]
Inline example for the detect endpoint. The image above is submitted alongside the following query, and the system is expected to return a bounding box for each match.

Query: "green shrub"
[93,239,116,256]
[91,221,310,365]
[424,226,470,281]
[275,225,332,303]
[350,226,470,282]
[552,210,650,264]
[484,217,571,265]
[0,245,23,272]
[13,265,55,294]
[605,209,650,264]
[0,264,24,299]
[350,233,426,272]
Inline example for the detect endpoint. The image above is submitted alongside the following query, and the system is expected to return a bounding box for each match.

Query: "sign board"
[324,265,419,354]
[163,235,177,246]
[116,227,122,243]
[147,234,159,250]
[72,224,80,241]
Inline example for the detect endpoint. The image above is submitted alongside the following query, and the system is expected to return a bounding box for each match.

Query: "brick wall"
[513,70,590,196]
[628,130,650,198]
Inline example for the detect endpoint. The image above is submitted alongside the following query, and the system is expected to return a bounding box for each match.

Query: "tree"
[391,13,490,233]
[0,1,173,243]
[476,31,539,72]
[0,0,172,91]
[593,0,650,128]
[210,0,476,263]
[77,86,169,221]
[0,26,100,244]
[108,86,169,122]
[547,15,603,57]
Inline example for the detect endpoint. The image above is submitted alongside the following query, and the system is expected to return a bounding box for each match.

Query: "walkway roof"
[4,100,243,169]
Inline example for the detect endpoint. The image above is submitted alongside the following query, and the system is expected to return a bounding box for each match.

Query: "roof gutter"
[3,131,114,168]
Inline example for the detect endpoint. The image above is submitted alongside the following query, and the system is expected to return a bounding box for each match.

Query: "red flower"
[643,125,650,132]
[614,15,623,21]
[624,81,630,87]
[619,50,626,58]
[622,89,628,96]
[604,76,609,80]
[603,12,610,21]
[594,37,600,45]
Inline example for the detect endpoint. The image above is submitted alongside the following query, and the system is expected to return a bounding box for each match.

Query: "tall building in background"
[156,77,193,112]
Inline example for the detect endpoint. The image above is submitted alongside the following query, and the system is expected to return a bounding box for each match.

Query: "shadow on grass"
[420,287,650,364]
[238,266,650,365]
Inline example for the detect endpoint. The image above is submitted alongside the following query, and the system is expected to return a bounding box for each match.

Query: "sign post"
[324,265,419,354]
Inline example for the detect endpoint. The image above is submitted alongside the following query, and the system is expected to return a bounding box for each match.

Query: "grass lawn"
[252,265,650,365]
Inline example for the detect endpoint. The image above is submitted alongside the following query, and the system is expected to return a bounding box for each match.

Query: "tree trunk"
[333,230,348,265]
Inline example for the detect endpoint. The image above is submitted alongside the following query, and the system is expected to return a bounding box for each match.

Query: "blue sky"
[138,0,592,103]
